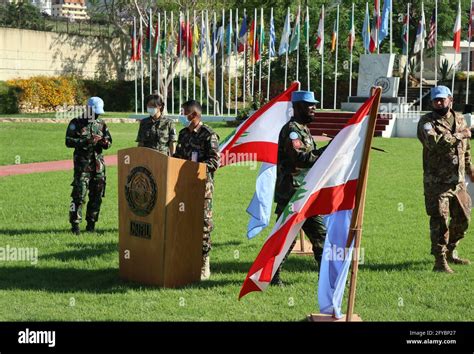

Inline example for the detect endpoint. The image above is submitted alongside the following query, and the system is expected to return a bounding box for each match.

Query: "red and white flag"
[239,94,378,300]
[219,82,299,167]
[314,7,325,55]
[453,1,462,53]
[369,0,380,53]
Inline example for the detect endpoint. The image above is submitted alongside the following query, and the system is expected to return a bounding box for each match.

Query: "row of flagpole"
[130,2,474,115]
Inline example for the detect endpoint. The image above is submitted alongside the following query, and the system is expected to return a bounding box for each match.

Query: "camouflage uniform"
[417,109,472,258]
[66,116,112,226]
[135,116,177,155]
[274,118,327,272]
[174,123,220,256]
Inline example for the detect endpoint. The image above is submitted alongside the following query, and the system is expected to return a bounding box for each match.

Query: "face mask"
[434,107,450,116]
[179,115,191,127]
[147,108,159,116]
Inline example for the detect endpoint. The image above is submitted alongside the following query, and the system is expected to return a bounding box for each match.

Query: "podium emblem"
[125,166,157,217]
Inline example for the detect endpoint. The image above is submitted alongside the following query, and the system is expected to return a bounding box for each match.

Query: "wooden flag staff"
[307,86,382,322]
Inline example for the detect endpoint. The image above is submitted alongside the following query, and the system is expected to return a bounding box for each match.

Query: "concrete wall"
[0,27,131,81]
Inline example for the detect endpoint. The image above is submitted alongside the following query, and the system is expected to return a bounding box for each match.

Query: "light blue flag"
[318,209,355,319]
[246,163,277,239]
[378,0,392,44]
[362,4,371,52]
[269,13,276,57]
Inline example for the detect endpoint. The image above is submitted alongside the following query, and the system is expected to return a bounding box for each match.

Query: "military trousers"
[70,169,106,225]
[203,178,214,258]
[273,203,327,274]
[424,184,471,256]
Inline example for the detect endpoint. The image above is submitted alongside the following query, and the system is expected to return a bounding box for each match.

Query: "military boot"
[201,255,210,280]
[270,268,283,287]
[447,250,471,265]
[433,254,454,273]
[86,221,95,232]
[71,223,80,235]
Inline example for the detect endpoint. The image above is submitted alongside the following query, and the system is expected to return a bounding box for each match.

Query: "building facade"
[51,0,89,20]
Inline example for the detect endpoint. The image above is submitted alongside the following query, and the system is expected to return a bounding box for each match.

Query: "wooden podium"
[117,147,206,288]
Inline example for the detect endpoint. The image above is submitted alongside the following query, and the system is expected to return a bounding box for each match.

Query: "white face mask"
[147,107,159,117]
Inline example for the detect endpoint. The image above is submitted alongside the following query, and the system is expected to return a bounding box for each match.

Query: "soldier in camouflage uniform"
[173,100,220,280]
[136,94,177,155]
[66,97,112,235]
[271,91,328,286]
[417,86,472,273]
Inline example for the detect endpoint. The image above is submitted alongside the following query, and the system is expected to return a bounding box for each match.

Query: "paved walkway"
[0,155,118,177]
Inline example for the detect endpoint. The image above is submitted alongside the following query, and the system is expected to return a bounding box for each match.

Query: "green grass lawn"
[0,124,473,321]
[0,122,234,166]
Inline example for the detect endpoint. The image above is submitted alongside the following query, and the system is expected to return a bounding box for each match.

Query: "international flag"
[315,7,324,55]
[413,7,426,54]
[239,94,380,303]
[369,0,380,52]
[136,25,142,61]
[144,20,151,53]
[278,10,291,56]
[177,12,185,55]
[193,21,200,56]
[303,7,309,48]
[378,0,391,44]
[219,82,300,238]
[331,21,337,53]
[348,9,355,52]
[238,12,248,53]
[469,0,474,40]
[401,14,409,55]
[269,11,276,57]
[288,7,301,53]
[427,9,436,49]
[225,20,233,56]
[199,13,208,56]
[130,22,137,61]
[153,17,160,55]
[185,21,193,58]
[248,18,256,47]
[453,1,462,53]
[362,4,371,52]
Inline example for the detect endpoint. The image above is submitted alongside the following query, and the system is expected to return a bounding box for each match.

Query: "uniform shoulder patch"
[289,131,299,140]
[423,122,433,132]
[69,123,76,130]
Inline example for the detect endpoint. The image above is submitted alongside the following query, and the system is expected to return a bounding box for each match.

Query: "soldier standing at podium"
[174,100,220,280]
[136,94,177,155]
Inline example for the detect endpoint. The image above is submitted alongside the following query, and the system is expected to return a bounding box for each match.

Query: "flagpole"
[420,2,424,113]
[140,15,144,114]
[221,9,225,115]
[376,0,380,54]
[258,7,263,98]
[149,9,153,95]
[228,8,232,115]
[349,3,354,97]
[206,10,210,116]
[157,12,161,95]
[163,11,167,105]
[134,16,138,114]
[296,6,300,84]
[306,6,310,90]
[345,87,382,322]
[389,0,392,54]
[251,8,257,99]
[213,11,217,115]
[321,5,324,110]
[243,9,247,108]
[434,0,438,84]
[171,12,175,115]
[285,7,289,90]
[186,9,190,102]
[405,3,409,105]
[452,1,461,96]
[193,10,196,100]
[267,7,273,102]
[333,4,339,110]
[467,36,472,105]
[200,11,203,107]
[179,11,183,111]
[235,8,239,114]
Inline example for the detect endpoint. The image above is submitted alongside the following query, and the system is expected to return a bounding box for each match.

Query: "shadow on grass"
[40,241,118,262]
[361,260,432,271]
[0,228,118,236]
[213,256,316,274]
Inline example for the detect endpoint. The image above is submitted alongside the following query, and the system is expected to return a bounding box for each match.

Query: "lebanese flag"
[239,93,378,300]
[314,7,324,55]
[219,81,299,167]
[453,1,462,54]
